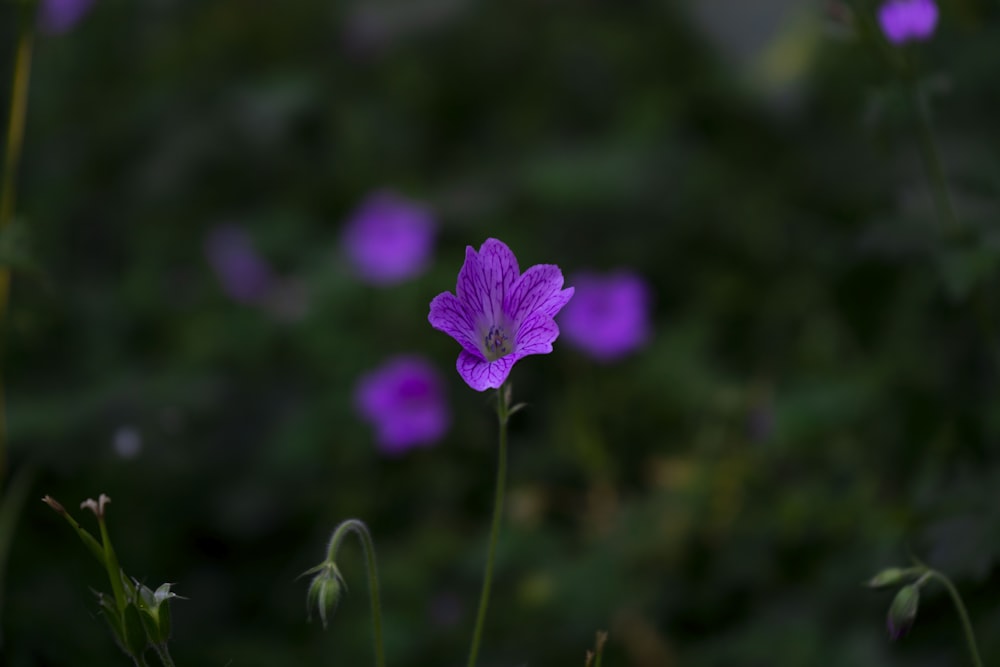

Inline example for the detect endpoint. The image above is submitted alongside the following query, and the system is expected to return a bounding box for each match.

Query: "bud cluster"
[866,565,927,640]
[42,494,183,667]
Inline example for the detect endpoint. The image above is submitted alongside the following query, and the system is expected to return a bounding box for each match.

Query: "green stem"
[0,4,35,489]
[152,642,176,667]
[466,384,510,667]
[926,570,984,667]
[903,72,959,232]
[325,519,385,667]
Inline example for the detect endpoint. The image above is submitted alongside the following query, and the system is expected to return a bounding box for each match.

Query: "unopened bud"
[867,567,908,589]
[887,584,920,640]
[41,495,66,515]
[304,562,346,629]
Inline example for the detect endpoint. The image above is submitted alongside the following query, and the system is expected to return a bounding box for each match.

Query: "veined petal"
[462,239,520,325]
[514,311,560,355]
[542,286,574,318]
[429,291,483,359]
[505,264,572,325]
[456,245,482,308]
[457,350,515,391]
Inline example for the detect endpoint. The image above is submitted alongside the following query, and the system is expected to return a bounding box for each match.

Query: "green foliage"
[3,0,1000,666]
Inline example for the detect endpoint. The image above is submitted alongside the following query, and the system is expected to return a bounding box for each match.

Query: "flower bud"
[304,562,346,629]
[135,581,183,644]
[867,567,908,589]
[887,584,920,640]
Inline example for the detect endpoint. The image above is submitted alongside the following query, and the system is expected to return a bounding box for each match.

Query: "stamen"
[483,325,512,361]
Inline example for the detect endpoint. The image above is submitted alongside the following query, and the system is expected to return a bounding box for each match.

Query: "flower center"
[483,324,512,361]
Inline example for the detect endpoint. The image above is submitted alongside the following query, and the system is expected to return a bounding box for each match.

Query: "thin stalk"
[151,642,176,667]
[325,519,385,667]
[466,384,510,667]
[927,570,984,667]
[0,9,35,488]
[903,72,959,232]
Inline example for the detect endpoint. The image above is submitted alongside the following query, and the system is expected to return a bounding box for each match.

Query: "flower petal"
[505,264,573,325]
[542,286,574,318]
[456,350,515,391]
[456,245,482,309]
[514,311,560,355]
[429,291,483,359]
[459,239,520,325]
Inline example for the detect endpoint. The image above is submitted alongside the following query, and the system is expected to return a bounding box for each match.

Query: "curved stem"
[466,384,510,667]
[927,570,984,667]
[0,5,36,489]
[326,519,385,667]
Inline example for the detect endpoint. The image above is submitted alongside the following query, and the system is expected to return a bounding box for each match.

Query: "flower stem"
[325,519,385,667]
[151,641,176,667]
[926,570,984,667]
[902,70,959,233]
[466,384,510,667]
[0,4,35,490]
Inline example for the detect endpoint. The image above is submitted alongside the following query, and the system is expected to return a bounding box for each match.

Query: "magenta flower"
[428,238,574,391]
[559,271,651,362]
[38,0,95,34]
[204,225,275,305]
[878,0,938,44]
[341,190,435,285]
[355,356,449,455]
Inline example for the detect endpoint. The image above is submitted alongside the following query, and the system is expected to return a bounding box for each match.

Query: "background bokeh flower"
[878,0,938,44]
[204,224,275,305]
[559,271,651,362]
[341,190,435,286]
[354,355,449,455]
[38,0,95,34]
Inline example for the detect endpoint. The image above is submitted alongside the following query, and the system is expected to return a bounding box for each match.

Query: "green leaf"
[122,601,148,659]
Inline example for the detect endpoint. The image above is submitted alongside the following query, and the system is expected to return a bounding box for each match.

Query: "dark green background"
[2,1,999,665]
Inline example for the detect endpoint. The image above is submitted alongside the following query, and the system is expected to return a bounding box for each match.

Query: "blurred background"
[2,0,1000,665]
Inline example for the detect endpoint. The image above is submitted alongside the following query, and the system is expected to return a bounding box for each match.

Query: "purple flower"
[878,0,938,44]
[341,190,435,285]
[428,238,574,391]
[355,356,449,455]
[204,225,275,304]
[38,0,95,34]
[558,271,651,362]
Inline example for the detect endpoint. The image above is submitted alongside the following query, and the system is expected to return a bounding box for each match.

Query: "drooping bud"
[867,567,909,589]
[887,584,920,640]
[303,561,347,629]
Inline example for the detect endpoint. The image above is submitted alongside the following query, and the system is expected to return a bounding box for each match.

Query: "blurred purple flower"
[38,0,95,34]
[342,190,435,285]
[878,0,938,44]
[204,225,275,304]
[355,356,449,455]
[558,271,651,362]
[429,238,574,391]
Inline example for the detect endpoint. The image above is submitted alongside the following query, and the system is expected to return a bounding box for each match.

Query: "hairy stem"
[927,570,984,667]
[466,384,510,667]
[325,519,385,667]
